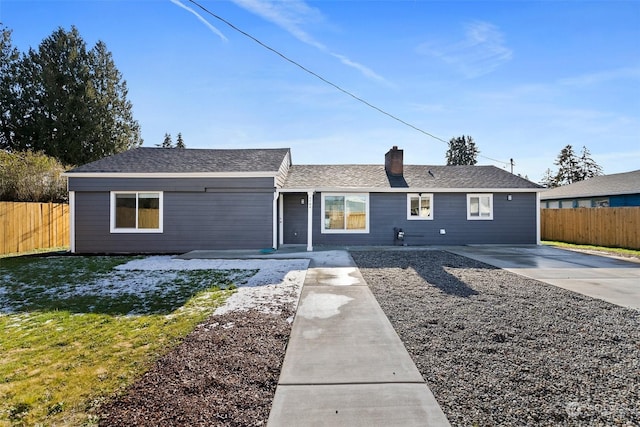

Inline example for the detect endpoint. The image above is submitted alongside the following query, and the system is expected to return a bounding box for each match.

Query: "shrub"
[0,150,68,202]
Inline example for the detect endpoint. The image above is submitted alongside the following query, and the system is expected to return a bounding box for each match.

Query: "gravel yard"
[98,309,294,426]
[350,249,640,427]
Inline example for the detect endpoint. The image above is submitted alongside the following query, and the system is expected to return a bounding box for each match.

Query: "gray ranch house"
[64,146,542,253]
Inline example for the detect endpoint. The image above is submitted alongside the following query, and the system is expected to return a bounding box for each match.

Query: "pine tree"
[553,144,581,185]
[548,144,603,187]
[1,26,142,165]
[539,168,556,188]
[161,133,173,148]
[446,135,479,165]
[577,146,603,180]
[175,132,185,149]
[0,25,20,150]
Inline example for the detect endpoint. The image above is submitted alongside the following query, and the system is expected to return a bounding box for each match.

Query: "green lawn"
[542,241,640,259]
[0,255,255,426]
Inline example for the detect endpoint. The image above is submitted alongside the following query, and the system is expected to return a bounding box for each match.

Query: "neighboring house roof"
[65,147,291,174]
[282,164,541,190]
[540,169,640,200]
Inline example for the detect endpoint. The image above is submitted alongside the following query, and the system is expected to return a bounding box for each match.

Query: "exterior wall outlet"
[440,229,446,235]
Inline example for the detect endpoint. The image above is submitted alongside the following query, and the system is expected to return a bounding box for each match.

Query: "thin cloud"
[418,21,512,78]
[231,0,385,82]
[170,0,228,42]
[559,66,640,87]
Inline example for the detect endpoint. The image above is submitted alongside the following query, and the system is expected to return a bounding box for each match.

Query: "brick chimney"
[385,146,403,176]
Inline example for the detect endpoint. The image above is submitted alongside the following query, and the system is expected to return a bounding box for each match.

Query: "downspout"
[273,191,279,249]
[69,191,76,253]
[307,190,314,251]
[536,191,541,245]
[278,192,284,247]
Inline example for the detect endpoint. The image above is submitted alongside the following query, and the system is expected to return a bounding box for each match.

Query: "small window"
[111,192,163,233]
[322,193,369,233]
[407,193,433,220]
[467,194,493,220]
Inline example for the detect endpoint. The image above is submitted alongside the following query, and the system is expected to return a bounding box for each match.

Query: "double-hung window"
[407,193,433,220]
[110,191,163,233]
[467,194,493,220]
[322,193,369,233]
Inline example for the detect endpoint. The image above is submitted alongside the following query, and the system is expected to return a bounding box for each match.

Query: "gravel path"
[350,249,640,427]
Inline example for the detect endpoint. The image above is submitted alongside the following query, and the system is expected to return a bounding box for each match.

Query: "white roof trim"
[62,172,278,178]
[279,187,540,193]
[540,189,639,200]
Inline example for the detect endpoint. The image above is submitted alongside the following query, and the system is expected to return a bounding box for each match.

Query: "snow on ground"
[1,250,352,316]
[116,256,312,315]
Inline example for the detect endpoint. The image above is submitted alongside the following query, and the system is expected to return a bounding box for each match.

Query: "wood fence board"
[541,207,640,250]
[1,201,70,255]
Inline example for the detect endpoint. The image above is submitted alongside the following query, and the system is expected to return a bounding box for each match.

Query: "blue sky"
[2,0,639,182]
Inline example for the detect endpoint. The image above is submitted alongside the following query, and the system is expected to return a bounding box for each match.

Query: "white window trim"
[321,193,370,234]
[110,191,164,233]
[407,193,434,220]
[467,193,493,220]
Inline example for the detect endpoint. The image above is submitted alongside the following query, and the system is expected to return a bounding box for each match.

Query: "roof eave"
[279,186,541,193]
[62,171,279,178]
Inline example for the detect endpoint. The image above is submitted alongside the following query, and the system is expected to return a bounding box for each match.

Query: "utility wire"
[186,0,511,168]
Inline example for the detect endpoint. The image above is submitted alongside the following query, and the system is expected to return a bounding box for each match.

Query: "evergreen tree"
[547,144,603,187]
[446,135,479,165]
[161,133,173,148]
[577,146,603,180]
[0,26,142,165]
[0,25,19,150]
[539,168,556,188]
[87,41,142,160]
[176,132,185,148]
[553,144,581,185]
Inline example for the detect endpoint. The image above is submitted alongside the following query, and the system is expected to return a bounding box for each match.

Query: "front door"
[282,193,308,245]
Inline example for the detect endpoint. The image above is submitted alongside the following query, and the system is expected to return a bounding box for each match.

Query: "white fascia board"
[62,171,278,179]
[279,187,541,193]
[539,190,636,200]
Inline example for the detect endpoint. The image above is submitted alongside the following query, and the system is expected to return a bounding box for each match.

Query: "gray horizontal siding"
[68,177,276,192]
[310,192,537,246]
[74,191,274,253]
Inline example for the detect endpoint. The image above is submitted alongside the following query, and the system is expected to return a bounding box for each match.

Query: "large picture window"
[110,192,163,233]
[407,193,433,220]
[322,193,369,233]
[467,193,493,220]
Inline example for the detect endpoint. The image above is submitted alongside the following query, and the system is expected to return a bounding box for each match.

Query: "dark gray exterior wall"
[307,192,538,246]
[70,177,275,253]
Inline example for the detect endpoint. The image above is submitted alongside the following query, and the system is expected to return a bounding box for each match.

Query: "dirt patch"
[98,309,293,426]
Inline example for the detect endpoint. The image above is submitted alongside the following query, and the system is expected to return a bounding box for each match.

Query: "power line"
[185,0,511,168]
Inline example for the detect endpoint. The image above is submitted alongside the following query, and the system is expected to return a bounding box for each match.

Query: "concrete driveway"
[446,245,640,311]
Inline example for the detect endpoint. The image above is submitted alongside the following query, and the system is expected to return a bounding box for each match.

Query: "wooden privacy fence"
[0,202,69,255]
[541,207,640,250]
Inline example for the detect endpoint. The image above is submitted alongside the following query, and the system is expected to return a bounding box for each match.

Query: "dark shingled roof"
[540,169,640,200]
[66,147,291,174]
[283,164,541,189]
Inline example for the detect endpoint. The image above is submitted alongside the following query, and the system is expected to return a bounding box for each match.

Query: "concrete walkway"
[267,252,450,426]
[446,245,640,311]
